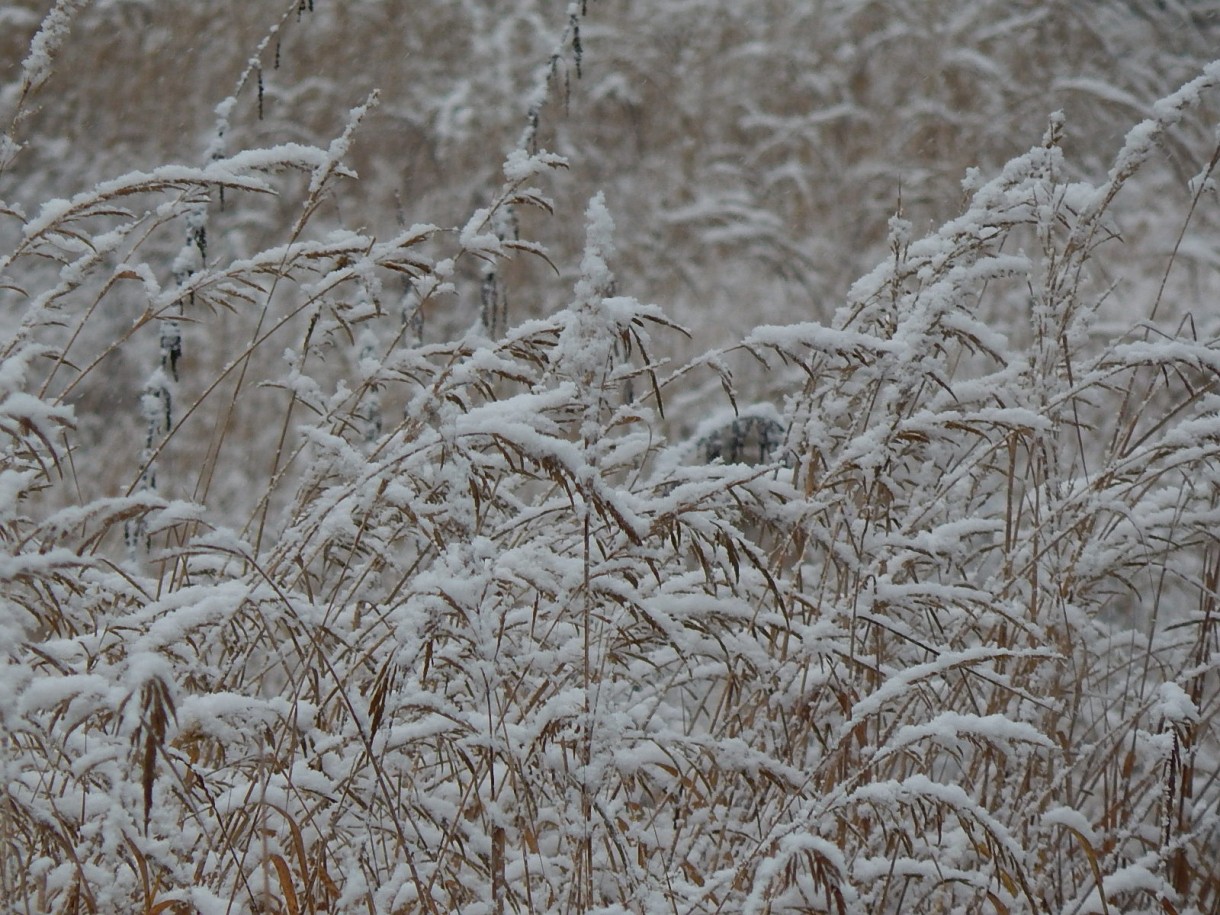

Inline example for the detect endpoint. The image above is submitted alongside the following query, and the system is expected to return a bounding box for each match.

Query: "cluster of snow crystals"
[458,205,505,256]
[552,192,626,401]
[307,92,377,198]
[1154,681,1199,725]
[502,147,568,183]
[18,0,90,95]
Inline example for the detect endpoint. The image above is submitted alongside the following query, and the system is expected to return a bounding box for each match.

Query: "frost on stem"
[400,278,424,345]
[356,328,383,447]
[555,192,619,388]
[162,204,207,384]
[549,191,664,446]
[479,204,518,338]
[16,0,91,102]
[518,0,588,153]
[307,92,378,200]
[126,121,217,560]
[125,368,172,557]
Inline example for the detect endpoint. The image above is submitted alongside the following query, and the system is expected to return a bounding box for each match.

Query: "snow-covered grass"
[2,3,1220,913]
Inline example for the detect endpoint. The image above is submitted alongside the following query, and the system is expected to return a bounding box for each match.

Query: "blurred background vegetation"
[6,1,1220,319]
